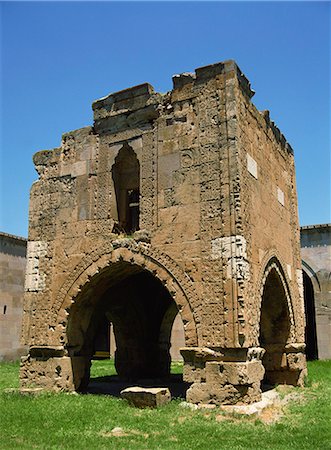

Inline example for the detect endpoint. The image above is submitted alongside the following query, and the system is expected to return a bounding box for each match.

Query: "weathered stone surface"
[20,59,307,405]
[186,381,262,406]
[220,388,281,415]
[20,355,90,392]
[120,386,171,408]
[300,224,331,360]
[0,232,27,361]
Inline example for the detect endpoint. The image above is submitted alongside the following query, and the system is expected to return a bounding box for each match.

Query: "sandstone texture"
[20,60,306,404]
[120,386,171,408]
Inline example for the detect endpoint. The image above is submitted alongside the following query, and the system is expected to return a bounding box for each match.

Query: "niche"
[112,144,140,234]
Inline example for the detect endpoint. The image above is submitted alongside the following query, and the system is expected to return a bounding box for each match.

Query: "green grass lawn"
[0,360,330,449]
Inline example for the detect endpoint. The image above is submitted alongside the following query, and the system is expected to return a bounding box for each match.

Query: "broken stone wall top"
[90,60,292,153]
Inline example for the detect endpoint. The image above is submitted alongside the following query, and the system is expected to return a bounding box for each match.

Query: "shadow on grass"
[86,373,190,399]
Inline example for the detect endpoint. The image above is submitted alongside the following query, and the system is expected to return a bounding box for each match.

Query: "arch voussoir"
[54,241,199,347]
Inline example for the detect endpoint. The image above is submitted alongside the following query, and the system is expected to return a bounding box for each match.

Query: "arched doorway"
[302,270,318,360]
[66,262,182,390]
[259,259,292,386]
[59,244,199,393]
[93,309,186,363]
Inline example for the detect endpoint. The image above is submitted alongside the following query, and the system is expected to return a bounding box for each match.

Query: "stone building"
[1,226,328,364]
[20,60,307,405]
[1,229,325,364]
[0,232,27,361]
[301,224,331,360]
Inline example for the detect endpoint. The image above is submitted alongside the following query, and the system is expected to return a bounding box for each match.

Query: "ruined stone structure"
[0,232,27,361]
[20,60,307,405]
[301,224,331,360]
[1,228,324,364]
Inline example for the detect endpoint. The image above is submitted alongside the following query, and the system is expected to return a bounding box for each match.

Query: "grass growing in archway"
[0,360,330,449]
[90,358,184,378]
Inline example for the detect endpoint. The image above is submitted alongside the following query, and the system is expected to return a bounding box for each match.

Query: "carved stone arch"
[257,252,296,342]
[257,254,296,385]
[53,240,199,348]
[301,260,319,360]
[302,259,321,293]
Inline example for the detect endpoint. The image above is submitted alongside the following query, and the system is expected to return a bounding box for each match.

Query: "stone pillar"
[262,343,307,387]
[19,346,90,392]
[181,347,265,405]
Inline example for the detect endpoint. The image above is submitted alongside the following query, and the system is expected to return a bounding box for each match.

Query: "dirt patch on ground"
[212,386,306,425]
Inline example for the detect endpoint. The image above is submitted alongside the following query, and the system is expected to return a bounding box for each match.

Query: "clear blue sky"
[1,1,330,238]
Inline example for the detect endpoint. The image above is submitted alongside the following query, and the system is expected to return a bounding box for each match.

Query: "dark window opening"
[112,144,140,234]
[127,189,139,233]
[3,305,7,315]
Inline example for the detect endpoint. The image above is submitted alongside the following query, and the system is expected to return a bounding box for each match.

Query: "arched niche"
[111,143,140,234]
[259,258,292,385]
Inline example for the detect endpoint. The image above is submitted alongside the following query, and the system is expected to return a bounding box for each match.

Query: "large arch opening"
[259,262,291,386]
[66,260,188,396]
[303,270,318,360]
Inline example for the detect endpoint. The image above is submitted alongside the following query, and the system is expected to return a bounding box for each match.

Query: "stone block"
[183,363,206,383]
[20,355,90,392]
[286,352,306,371]
[120,386,171,408]
[71,161,87,177]
[186,381,262,406]
[205,360,264,386]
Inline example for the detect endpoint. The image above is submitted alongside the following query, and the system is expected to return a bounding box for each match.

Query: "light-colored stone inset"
[287,264,292,280]
[296,268,304,314]
[211,235,250,280]
[247,153,258,179]
[277,187,285,206]
[25,241,48,292]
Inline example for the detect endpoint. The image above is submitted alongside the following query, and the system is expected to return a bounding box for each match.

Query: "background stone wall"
[0,232,27,361]
[301,224,331,359]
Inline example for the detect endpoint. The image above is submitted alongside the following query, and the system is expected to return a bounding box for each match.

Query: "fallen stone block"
[120,386,171,408]
[220,388,281,415]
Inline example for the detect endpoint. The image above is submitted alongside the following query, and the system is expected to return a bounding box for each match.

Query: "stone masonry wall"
[235,80,305,347]
[0,233,27,361]
[301,224,331,359]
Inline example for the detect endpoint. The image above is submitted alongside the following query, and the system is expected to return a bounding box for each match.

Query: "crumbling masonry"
[20,60,307,404]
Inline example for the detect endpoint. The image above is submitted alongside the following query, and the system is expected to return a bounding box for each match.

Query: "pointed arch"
[53,241,199,346]
[257,253,296,341]
[51,241,199,390]
[111,143,140,233]
[258,256,296,385]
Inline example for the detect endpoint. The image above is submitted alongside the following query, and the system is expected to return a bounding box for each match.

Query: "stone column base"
[263,343,307,387]
[20,346,90,392]
[180,347,265,405]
